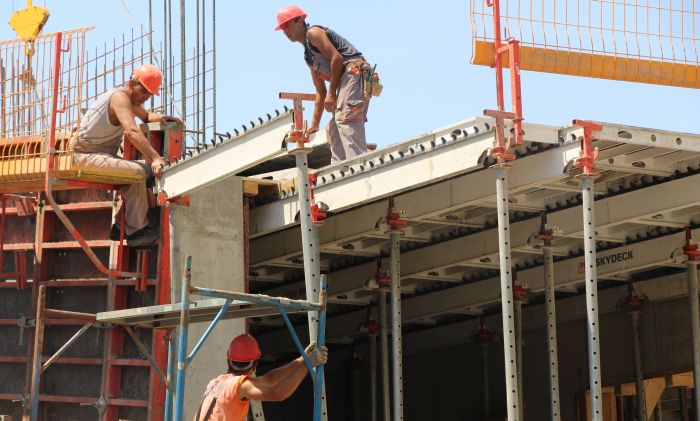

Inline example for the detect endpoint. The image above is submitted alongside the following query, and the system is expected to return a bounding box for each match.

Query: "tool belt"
[347,57,383,99]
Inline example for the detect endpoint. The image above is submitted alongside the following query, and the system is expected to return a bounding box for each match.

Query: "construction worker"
[72,64,180,246]
[194,333,328,421]
[276,5,373,163]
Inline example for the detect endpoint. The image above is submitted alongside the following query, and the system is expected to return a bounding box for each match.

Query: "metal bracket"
[17,314,35,346]
[157,192,190,207]
[80,396,107,416]
[572,119,603,177]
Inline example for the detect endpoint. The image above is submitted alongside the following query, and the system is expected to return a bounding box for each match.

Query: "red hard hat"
[275,5,307,31]
[227,333,261,362]
[132,64,162,96]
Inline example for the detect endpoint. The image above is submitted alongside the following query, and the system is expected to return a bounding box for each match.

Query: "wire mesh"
[470,0,700,87]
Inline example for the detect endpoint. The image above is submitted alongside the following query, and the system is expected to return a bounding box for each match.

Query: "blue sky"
[1,1,697,147]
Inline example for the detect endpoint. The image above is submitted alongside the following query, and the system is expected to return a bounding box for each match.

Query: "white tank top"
[74,87,125,155]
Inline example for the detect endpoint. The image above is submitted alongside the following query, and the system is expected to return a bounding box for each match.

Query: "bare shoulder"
[109,90,130,108]
[306,26,327,41]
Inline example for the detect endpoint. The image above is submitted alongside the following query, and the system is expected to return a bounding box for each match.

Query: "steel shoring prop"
[627,284,646,421]
[482,106,521,421]
[513,277,526,421]
[280,91,329,421]
[387,199,406,421]
[543,246,562,421]
[682,227,700,421]
[378,287,391,421]
[573,120,604,421]
[535,214,562,421]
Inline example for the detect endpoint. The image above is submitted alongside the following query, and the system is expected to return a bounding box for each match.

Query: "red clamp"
[376,271,391,288]
[363,317,379,335]
[684,226,700,261]
[387,197,407,231]
[308,173,326,225]
[471,317,494,343]
[572,119,602,177]
[484,109,517,163]
[157,192,190,207]
[513,283,528,301]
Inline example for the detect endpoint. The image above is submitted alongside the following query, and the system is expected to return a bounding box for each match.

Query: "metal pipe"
[369,332,378,421]
[191,286,320,311]
[28,286,46,421]
[679,387,688,421]
[378,288,391,421]
[179,0,186,132]
[42,323,92,373]
[313,275,328,421]
[186,299,232,365]
[390,231,404,421]
[164,333,174,421]
[582,176,603,421]
[630,309,647,420]
[687,261,700,421]
[194,0,200,148]
[494,166,521,421]
[543,246,562,421]
[173,256,192,421]
[514,299,524,420]
[201,0,206,144]
[482,342,490,419]
[293,146,328,420]
[278,307,316,376]
[212,0,216,144]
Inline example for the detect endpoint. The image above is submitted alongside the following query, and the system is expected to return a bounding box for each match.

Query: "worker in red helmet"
[276,5,376,164]
[72,64,181,246]
[194,333,328,421]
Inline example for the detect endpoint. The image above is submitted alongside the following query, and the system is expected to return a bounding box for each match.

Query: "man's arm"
[308,70,327,133]
[111,93,166,177]
[238,357,308,402]
[307,27,344,113]
[133,106,183,125]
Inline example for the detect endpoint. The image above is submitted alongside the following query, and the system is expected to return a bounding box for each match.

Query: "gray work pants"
[73,152,151,235]
[327,61,370,163]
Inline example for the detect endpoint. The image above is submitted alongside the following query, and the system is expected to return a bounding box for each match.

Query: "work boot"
[109,224,122,241]
[127,225,159,246]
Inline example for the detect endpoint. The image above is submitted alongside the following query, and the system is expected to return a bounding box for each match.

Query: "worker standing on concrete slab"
[72,64,180,246]
[276,5,378,163]
[194,333,328,421]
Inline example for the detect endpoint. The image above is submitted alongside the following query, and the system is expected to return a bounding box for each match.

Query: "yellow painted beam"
[472,40,700,89]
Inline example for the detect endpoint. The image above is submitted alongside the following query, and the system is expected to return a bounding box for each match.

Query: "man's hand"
[151,156,166,178]
[160,115,182,124]
[306,125,320,135]
[323,94,337,113]
[304,342,328,367]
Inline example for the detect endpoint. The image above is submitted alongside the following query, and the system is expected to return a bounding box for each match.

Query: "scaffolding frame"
[87,255,328,421]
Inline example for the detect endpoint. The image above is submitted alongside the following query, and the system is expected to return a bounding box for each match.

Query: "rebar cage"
[470,0,700,88]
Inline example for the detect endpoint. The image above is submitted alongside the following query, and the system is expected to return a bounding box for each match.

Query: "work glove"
[305,342,328,367]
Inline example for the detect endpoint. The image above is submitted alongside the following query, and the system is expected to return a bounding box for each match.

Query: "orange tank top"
[194,374,251,421]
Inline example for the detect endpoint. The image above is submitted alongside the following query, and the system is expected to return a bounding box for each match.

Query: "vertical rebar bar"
[212,0,216,143]
[162,0,168,113]
[543,246,562,421]
[495,166,521,421]
[149,0,154,109]
[630,309,647,420]
[194,0,200,148]
[390,231,404,421]
[378,288,391,421]
[173,256,192,421]
[179,0,186,133]
[369,331,378,421]
[582,176,603,421]
[687,262,700,421]
[201,0,206,144]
